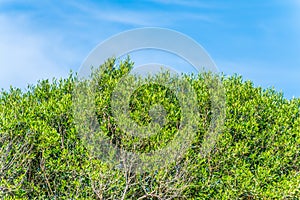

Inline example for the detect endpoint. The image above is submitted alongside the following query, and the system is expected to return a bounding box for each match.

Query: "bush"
[0,58,299,199]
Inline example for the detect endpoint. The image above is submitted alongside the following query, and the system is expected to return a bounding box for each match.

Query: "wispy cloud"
[93,10,214,26]
[67,1,215,26]
[145,0,216,8]
[0,1,298,98]
[0,14,74,90]
[65,2,162,26]
[92,10,169,26]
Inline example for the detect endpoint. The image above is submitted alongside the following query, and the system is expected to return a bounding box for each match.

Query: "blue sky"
[0,0,299,98]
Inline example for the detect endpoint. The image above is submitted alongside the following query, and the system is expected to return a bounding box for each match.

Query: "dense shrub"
[0,58,299,199]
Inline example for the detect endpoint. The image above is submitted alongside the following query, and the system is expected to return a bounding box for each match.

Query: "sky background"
[0,0,299,99]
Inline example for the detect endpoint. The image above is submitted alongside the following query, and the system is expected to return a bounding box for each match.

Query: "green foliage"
[0,58,299,199]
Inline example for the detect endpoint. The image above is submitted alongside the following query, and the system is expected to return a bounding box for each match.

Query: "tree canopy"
[0,59,299,199]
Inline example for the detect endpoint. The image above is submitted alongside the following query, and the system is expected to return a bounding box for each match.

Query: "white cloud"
[95,10,214,26]
[0,14,76,90]
[68,1,214,26]
[95,10,167,26]
[69,3,164,26]
[145,0,215,8]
